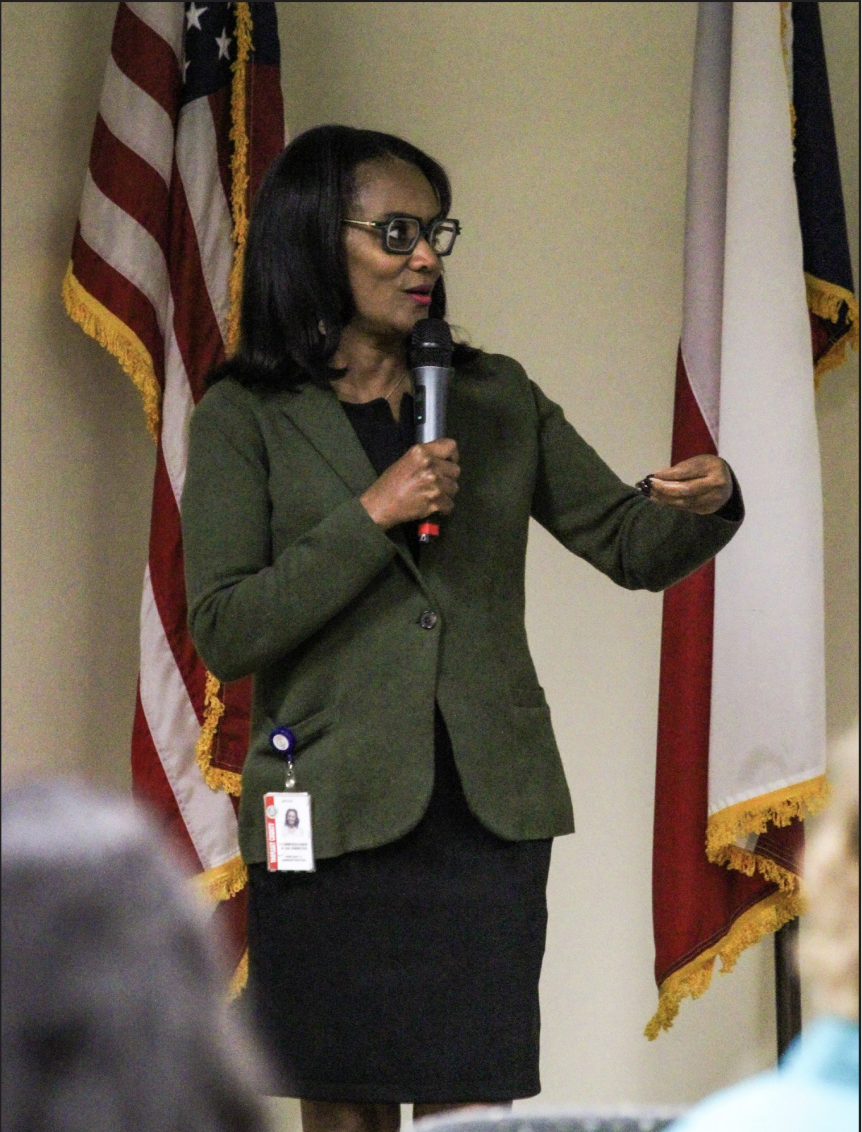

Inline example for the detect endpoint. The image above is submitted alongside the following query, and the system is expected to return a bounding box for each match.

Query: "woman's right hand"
[360,439,460,530]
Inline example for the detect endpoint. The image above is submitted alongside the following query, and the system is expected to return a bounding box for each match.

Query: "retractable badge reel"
[270,726,297,788]
[264,726,315,871]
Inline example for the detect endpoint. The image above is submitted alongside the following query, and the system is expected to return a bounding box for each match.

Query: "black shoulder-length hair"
[210,124,478,391]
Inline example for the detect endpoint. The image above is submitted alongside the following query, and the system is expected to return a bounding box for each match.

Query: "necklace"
[383,371,408,403]
[336,369,409,405]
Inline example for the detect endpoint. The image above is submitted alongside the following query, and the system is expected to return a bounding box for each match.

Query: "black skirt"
[245,707,552,1103]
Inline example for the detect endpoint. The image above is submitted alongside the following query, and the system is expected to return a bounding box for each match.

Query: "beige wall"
[2,1,858,1123]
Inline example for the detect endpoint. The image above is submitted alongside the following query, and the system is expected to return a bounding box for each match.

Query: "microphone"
[410,318,453,543]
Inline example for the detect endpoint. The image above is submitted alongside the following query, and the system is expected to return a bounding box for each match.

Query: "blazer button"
[418,610,438,630]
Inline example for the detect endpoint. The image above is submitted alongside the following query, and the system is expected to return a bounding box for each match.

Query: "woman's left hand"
[645,455,733,515]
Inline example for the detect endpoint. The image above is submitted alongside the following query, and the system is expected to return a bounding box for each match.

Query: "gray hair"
[1,780,271,1132]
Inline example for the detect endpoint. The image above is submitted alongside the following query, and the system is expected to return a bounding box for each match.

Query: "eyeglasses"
[342,215,461,256]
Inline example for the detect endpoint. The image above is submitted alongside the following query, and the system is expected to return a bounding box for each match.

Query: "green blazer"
[182,353,742,864]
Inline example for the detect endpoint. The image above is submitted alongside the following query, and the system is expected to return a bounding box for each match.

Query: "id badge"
[264,792,315,871]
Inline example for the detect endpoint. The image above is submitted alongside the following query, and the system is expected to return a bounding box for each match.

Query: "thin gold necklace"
[338,369,409,404]
[383,371,408,403]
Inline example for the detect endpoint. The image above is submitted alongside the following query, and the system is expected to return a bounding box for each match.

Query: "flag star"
[186,3,207,31]
[182,56,190,81]
[215,28,232,60]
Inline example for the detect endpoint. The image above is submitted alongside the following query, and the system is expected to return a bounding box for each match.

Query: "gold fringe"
[805,272,860,384]
[228,948,249,1000]
[706,775,830,862]
[645,886,803,1039]
[226,1,253,355]
[192,4,255,804]
[195,671,243,796]
[647,776,827,1038]
[709,842,799,892]
[193,854,249,905]
[61,263,161,441]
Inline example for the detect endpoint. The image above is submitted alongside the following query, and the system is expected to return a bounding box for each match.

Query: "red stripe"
[167,158,226,400]
[131,679,202,872]
[71,225,165,388]
[147,446,208,720]
[247,63,285,209]
[112,3,181,124]
[208,87,234,211]
[653,348,776,986]
[671,346,716,463]
[89,115,170,259]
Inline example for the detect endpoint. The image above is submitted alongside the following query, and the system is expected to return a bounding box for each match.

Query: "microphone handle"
[412,365,451,542]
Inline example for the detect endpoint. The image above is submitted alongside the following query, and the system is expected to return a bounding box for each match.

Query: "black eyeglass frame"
[341,214,462,256]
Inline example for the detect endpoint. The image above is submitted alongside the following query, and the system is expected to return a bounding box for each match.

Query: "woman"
[182,125,742,1132]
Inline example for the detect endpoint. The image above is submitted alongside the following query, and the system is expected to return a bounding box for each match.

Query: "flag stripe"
[247,64,286,206]
[123,2,184,68]
[131,681,202,870]
[175,99,234,346]
[165,163,227,399]
[79,173,168,334]
[162,292,196,508]
[89,116,171,258]
[147,454,207,707]
[208,87,234,215]
[140,564,239,872]
[709,1,825,815]
[70,225,165,383]
[98,55,175,189]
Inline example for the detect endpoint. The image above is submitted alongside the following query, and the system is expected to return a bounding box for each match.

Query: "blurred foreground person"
[671,727,859,1132]
[1,780,271,1132]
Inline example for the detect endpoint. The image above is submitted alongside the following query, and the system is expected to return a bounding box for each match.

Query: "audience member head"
[799,725,859,1022]
[1,780,271,1132]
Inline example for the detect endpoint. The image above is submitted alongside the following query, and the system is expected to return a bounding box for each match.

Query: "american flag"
[63,1,284,988]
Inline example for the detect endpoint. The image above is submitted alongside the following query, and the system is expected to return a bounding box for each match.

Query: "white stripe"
[79,172,169,334]
[679,1,732,445]
[139,564,240,871]
[176,99,233,345]
[708,1,825,816]
[126,1,184,61]
[162,290,194,507]
[99,55,174,188]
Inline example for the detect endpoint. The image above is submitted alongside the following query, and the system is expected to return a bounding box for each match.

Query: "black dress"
[245,394,553,1103]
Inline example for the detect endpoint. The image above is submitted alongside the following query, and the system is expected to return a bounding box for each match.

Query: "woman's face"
[343,158,444,341]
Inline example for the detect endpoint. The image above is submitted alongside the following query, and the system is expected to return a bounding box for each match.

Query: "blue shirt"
[671,1016,859,1132]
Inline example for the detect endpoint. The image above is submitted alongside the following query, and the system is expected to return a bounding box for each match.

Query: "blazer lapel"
[280,382,377,497]
[279,383,427,586]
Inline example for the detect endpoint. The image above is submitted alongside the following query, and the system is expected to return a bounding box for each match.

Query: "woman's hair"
[798,725,859,1022]
[211,124,477,391]
[1,780,272,1132]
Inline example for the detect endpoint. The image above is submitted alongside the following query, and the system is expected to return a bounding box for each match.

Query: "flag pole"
[774,917,801,1059]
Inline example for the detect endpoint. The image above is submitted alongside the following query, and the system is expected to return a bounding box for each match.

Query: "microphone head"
[409,318,453,369]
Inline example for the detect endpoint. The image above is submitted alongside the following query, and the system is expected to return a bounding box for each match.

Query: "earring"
[318,319,326,336]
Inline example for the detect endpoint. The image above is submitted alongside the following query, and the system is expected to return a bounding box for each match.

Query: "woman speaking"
[182,125,742,1132]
